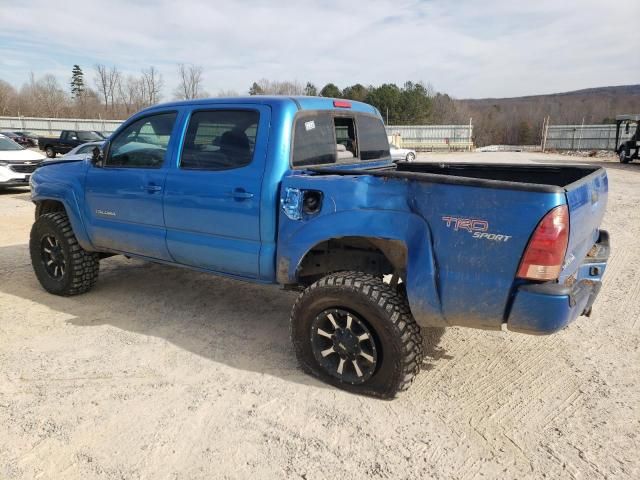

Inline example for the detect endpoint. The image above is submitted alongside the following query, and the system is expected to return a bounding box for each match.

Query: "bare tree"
[217,89,239,97]
[94,64,121,115]
[175,64,206,100]
[116,75,142,116]
[141,66,163,105]
[19,74,69,117]
[250,78,304,95]
[94,64,110,110]
[0,79,17,116]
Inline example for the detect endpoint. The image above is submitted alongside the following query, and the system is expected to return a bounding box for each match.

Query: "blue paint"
[31,96,610,335]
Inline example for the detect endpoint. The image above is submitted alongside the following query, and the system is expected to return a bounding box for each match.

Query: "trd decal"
[442,216,511,242]
[442,216,488,232]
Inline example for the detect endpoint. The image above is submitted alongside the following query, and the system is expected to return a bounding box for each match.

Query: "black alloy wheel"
[310,308,378,384]
[41,234,66,279]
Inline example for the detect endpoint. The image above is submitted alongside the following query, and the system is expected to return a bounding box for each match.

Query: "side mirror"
[91,146,104,167]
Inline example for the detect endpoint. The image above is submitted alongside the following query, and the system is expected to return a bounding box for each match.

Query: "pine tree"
[304,82,317,96]
[70,65,85,99]
[248,82,264,95]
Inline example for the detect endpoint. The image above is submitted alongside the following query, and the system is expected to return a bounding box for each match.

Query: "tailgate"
[560,167,608,282]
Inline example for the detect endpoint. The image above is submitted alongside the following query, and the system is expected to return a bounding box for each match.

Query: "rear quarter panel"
[413,181,565,328]
[279,172,566,329]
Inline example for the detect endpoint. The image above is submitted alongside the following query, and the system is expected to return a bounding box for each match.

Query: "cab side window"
[180,110,259,170]
[106,112,177,168]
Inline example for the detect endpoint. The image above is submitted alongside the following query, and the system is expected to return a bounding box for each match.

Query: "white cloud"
[0,0,638,98]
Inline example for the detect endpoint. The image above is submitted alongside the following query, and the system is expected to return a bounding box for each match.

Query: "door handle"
[143,184,162,192]
[231,188,254,200]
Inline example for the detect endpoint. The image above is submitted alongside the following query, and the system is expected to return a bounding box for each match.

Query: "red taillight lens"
[517,205,569,281]
[333,100,352,108]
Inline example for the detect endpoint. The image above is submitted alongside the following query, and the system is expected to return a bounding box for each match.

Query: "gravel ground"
[0,152,638,479]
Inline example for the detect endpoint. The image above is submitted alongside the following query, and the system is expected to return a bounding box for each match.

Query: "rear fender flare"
[278,209,445,327]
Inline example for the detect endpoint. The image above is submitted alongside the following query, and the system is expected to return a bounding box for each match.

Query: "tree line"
[0,67,461,125]
[247,79,464,125]
[0,64,207,120]
[1,65,636,146]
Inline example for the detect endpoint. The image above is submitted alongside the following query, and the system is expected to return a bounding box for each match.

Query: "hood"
[51,153,89,162]
[40,158,85,167]
[0,149,46,162]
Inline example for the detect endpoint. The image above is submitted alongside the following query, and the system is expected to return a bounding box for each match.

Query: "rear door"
[84,111,179,260]
[560,168,608,281]
[163,105,270,278]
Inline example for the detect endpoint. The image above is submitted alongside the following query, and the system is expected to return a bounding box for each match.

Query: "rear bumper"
[507,230,610,334]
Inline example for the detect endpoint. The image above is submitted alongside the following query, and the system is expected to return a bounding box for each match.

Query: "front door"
[163,106,270,278]
[84,111,179,260]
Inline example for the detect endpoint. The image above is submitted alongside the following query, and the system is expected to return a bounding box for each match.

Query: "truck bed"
[311,162,603,193]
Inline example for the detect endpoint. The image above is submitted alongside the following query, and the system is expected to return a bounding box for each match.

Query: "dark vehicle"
[38,130,103,158]
[12,131,40,146]
[615,114,640,163]
[29,97,609,398]
[1,131,36,147]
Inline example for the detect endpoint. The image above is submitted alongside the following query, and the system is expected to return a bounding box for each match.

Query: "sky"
[0,0,638,99]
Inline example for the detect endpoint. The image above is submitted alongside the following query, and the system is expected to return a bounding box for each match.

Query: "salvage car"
[0,134,44,188]
[28,97,610,397]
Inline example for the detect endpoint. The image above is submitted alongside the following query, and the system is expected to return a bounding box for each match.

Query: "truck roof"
[140,96,380,117]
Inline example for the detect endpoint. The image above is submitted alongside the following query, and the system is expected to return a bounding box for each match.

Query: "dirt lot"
[0,152,638,479]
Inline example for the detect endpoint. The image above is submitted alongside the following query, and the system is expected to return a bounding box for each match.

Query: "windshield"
[0,137,24,151]
[77,131,103,142]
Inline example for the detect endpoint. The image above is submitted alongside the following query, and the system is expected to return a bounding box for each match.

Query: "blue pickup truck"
[29,97,609,397]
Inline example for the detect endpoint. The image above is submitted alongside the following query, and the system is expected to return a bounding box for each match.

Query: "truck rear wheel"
[290,271,424,398]
[30,212,99,296]
[45,146,56,158]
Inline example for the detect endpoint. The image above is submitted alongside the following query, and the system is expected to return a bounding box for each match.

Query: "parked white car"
[0,134,45,188]
[59,141,104,161]
[390,145,416,162]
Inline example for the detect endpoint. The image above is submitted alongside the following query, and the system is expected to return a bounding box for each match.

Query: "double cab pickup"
[29,97,609,397]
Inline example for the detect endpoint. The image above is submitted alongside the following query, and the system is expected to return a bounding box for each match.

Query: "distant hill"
[456,84,640,146]
[465,84,640,102]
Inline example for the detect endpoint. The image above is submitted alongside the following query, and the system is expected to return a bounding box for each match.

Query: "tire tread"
[290,271,424,397]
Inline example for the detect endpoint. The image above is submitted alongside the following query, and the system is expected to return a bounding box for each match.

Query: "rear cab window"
[292,111,390,168]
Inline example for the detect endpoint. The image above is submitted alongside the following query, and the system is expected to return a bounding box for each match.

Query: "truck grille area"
[9,163,39,174]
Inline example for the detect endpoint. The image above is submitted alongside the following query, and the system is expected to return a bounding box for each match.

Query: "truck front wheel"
[620,149,630,164]
[290,271,424,398]
[30,212,99,296]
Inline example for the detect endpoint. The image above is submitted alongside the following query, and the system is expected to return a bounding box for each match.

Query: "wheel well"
[35,200,66,220]
[295,237,407,286]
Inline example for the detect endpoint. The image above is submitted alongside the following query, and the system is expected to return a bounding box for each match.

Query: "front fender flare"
[32,182,94,251]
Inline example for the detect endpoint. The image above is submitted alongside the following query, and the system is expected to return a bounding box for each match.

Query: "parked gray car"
[56,141,104,161]
[390,145,416,162]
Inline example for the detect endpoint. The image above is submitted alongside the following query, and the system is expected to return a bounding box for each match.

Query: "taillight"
[517,205,569,281]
